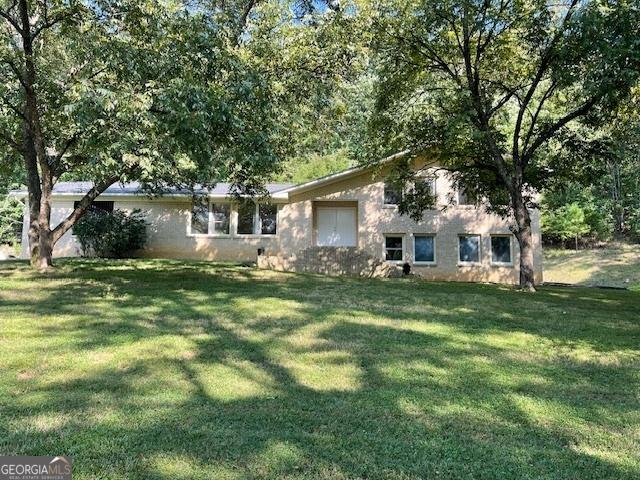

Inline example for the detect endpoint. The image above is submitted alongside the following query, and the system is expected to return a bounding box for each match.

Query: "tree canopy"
[366,0,640,288]
[0,0,362,267]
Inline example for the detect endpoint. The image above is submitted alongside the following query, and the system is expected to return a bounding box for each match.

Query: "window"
[237,202,278,235]
[74,200,114,215]
[190,198,209,235]
[212,203,230,235]
[457,188,475,206]
[259,204,277,235]
[458,235,481,263]
[491,236,512,264]
[414,235,435,263]
[415,177,436,197]
[384,235,404,262]
[384,183,402,206]
[237,201,256,235]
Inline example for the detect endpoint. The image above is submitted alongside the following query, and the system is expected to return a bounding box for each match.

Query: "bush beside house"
[74,209,148,258]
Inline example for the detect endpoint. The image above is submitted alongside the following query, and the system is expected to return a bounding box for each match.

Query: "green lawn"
[544,245,640,290]
[1,259,639,479]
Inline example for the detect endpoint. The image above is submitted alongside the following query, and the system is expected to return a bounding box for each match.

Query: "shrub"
[0,195,23,247]
[74,209,147,258]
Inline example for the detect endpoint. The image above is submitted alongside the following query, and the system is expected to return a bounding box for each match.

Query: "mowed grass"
[544,245,640,290]
[0,259,639,480]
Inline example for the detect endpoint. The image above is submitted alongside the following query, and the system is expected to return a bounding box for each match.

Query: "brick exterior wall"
[257,247,403,278]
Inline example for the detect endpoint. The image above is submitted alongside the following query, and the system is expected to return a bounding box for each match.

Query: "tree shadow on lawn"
[10,261,638,355]
[1,260,639,479]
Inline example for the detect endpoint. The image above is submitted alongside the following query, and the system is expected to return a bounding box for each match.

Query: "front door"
[316,207,357,247]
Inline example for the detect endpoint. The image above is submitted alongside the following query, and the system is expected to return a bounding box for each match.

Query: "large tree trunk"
[513,193,536,291]
[27,196,40,267]
[37,183,54,271]
[22,117,42,267]
[37,227,54,270]
[23,135,42,267]
[18,0,49,269]
[26,170,41,267]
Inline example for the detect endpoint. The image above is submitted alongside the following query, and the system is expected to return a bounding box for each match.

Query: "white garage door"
[316,207,357,247]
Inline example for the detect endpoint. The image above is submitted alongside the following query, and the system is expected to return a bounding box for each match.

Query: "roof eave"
[7,190,27,200]
[11,191,290,203]
[5,150,412,202]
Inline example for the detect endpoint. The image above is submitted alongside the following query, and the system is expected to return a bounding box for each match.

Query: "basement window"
[491,235,512,265]
[458,234,481,264]
[414,235,435,263]
[384,235,405,262]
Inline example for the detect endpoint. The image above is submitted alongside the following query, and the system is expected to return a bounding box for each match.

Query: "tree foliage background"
[541,89,640,244]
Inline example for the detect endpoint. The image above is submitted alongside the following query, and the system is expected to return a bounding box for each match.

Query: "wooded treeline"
[540,92,640,244]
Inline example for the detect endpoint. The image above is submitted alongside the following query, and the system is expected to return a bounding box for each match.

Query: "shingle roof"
[9,151,411,200]
[11,181,294,197]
